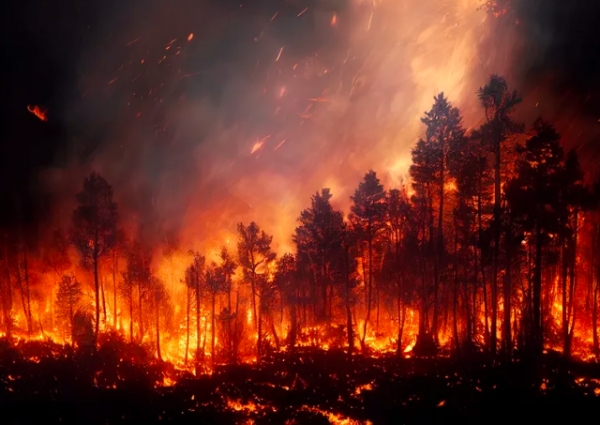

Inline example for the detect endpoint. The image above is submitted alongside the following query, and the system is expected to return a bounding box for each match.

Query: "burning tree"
[71,173,119,346]
[185,251,205,364]
[55,273,83,343]
[237,222,276,359]
[477,75,523,354]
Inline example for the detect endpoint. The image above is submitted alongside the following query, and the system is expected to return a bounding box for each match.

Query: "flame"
[27,105,48,122]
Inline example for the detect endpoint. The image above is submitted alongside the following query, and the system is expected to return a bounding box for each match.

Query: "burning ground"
[3,343,600,424]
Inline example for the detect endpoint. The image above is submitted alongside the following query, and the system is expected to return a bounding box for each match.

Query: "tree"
[410,138,438,353]
[149,276,169,361]
[274,253,299,349]
[294,189,344,330]
[419,93,466,343]
[237,222,276,359]
[185,251,205,363]
[477,75,523,354]
[121,241,151,343]
[72,173,118,345]
[56,273,83,343]
[385,186,412,354]
[349,170,387,350]
[506,118,564,356]
[214,247,238,363]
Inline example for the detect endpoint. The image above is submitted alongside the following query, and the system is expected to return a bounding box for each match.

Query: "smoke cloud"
[40,0,541,253]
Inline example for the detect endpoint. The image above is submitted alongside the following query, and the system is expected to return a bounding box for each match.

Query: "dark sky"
[1,0,599,229]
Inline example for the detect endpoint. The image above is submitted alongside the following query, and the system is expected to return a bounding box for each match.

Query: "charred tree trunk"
[195,280,201,362]
[138,285,144,343]
[565,209,579,357]
[22,250,33,337]
[211,291,216,366]
[93,251,100,347]
[113,249,118,328]
[532,220,543,356]
[101,274,107,327]
[156,298,162,362]
[185,287,190,364]
[361,238,374,351]
[129,290,133,343]
[491,132,502,356]
[503,218,513,358]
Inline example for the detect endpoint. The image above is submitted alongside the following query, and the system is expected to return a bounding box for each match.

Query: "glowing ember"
[27,104,47,121]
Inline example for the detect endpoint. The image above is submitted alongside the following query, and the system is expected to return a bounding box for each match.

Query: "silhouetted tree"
[349,171,387,350]
[477,75,523,354]
[294,189,344,328]
[72,173,118,345]
[506,118,563,356]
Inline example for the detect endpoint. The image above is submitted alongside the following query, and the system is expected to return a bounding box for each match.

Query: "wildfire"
[27,104,48,121]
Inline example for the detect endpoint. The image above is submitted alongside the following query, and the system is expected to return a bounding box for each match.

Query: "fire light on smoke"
[27,104,47,122]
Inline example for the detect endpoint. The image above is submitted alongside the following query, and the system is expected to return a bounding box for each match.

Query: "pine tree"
[349,170,387,350]
[477,75,523,354]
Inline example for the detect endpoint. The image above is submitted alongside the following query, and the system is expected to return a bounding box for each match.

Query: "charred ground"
[1,339,600,424]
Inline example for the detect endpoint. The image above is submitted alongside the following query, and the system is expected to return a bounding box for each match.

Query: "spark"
[251,136,271,154]
[275,47,284,62]
[108,78,119,85]
[166,38,177,46]
[297,7,308,17]
[270,12,278,22]
[187,33,194,41]
[331,14,338,27]
[274,139,286,150]
[126,38,140,46]
[27,105,47,122]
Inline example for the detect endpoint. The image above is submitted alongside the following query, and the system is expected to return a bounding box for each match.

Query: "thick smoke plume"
[44,0,522,254]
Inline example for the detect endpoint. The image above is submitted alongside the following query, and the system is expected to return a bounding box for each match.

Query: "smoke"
[43,0,524,253]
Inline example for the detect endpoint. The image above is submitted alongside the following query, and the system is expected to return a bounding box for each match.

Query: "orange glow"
[27,104,47,121]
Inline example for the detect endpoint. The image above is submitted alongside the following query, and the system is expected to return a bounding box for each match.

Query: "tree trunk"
[490,132,502,356]
[250,268,259,359]
[565,209,579,357]
[362,238,374,351]
[452,217,459,355]
[2,248,12,337]
[533,220,543,356]
[93,253,100,347]
[503,219,513,357]
[211,291,216,366]
[101,273,107,327]
[185,287,190,364]
[23,250,33,338]
[128,290,133,343]
[196,279,201,362]
[138,286,144,343]
[113,249,118,328]
[156,298,162,361]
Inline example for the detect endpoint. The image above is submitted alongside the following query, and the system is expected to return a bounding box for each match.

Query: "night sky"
[1,0,599,230]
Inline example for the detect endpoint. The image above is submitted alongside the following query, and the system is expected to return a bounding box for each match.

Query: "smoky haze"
[32,0,593,254]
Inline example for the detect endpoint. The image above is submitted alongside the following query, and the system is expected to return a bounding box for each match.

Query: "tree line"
[1,74,599,364]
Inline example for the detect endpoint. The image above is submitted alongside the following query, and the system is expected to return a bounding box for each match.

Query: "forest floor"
[1,339,600,424]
